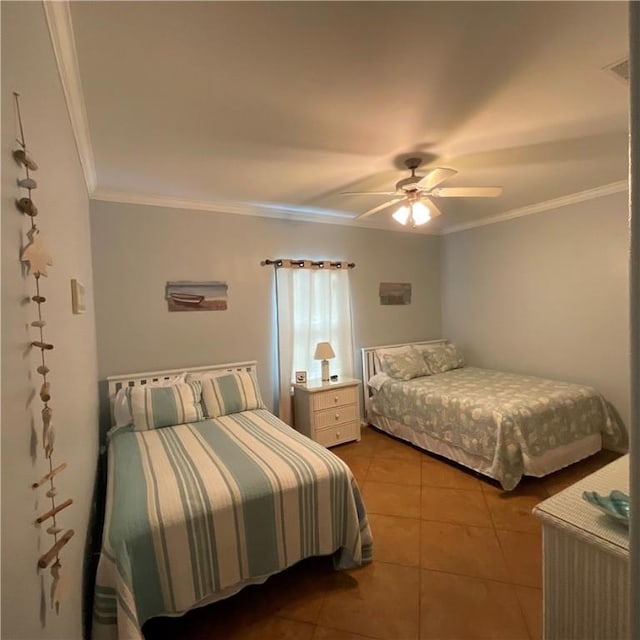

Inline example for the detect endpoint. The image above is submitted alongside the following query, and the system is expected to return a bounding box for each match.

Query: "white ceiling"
[67,1,630,233]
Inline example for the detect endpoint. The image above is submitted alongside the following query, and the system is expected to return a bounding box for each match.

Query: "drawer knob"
[335,413,340,420]
[334,396,339,403]
[336,431,340,438]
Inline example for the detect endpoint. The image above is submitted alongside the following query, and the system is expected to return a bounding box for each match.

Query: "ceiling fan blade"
[422,196,443,219]
[416,167,458,191]
[432,187,503,198]
[355,197,404,220]
[341,191,398,196]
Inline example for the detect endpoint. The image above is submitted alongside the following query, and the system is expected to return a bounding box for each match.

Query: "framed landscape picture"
[379,282,411,305]
[166,281,228,311]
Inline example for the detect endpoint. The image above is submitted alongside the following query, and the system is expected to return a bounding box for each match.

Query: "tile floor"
[143,427,620,640]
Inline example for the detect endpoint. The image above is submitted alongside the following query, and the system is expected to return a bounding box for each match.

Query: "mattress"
[93,409,372,640]
[369,366,625,490]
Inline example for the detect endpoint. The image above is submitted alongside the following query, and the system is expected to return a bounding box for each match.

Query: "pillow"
[201,371,266,418]
[377,346,429,381]
[417,341,465,374]
[112,373,186,427]
[367,372,391,392]
[186,369,238,383]
[128,380,204,431]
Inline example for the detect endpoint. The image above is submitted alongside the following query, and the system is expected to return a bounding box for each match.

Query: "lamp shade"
[392,205,410,225]
[314,341,335,360]
[411,201,431,226]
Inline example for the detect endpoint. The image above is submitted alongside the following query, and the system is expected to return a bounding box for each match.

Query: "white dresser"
[533,455,630,640]
[293,377,361,448]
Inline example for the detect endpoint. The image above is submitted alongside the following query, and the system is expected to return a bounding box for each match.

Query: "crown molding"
[439,180,629,235]
[43,0,97,193]
[90,188,435,234]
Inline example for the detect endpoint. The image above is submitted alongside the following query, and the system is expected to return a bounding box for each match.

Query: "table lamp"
[314,342,335,382]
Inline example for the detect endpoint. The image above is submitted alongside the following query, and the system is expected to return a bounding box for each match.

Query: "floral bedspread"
[370,367,626,490]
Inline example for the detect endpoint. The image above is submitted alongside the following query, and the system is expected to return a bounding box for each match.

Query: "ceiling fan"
[342,157,503,227]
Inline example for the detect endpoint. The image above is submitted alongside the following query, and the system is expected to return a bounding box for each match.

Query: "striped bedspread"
[93,409,372,640]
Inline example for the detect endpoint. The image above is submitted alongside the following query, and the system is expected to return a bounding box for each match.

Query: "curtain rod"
[262,259,356,269]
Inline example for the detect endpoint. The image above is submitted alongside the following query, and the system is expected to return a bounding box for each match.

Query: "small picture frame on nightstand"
[295,370,307,384]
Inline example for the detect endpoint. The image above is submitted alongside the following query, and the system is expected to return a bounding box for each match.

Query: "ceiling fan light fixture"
[411,201,431,226]
[392,201,431,227]
[392,205,411,225]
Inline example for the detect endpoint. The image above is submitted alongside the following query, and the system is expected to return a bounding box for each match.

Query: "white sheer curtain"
[276,267,354,424]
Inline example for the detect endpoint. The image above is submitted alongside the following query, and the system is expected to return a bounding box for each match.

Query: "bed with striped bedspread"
[93,409,372,640]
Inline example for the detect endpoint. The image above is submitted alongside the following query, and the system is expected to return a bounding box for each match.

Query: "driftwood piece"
[31,295,46,303]
[46,525,62,535]
[32,462,66,488]
[37,530,74,569]
[37,364,50,375]
[31,320,46,328]
[32,341,54,350]
[36,498,72,524]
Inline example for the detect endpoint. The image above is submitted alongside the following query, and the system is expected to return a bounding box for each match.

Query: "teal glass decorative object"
[582,490,630,525]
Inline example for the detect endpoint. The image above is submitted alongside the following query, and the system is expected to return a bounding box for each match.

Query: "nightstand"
[293,378,361,447]
[533,455,629,640]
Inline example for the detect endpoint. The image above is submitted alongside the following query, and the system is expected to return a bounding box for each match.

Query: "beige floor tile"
[421,486,493,527]
[421,459,482,491]
[420,570,529,640]
[542,450,621,495]
[420,521,509,582]
[362,481,421,518]
[483,484,547,533]
[368,457,421,485]
[372,435,423,462]
[516,586,543,640]
[333,450,371,485]
[333,438,377,457]
[319,562,420,639]
[155,584,276,639]
[496,529,542,589]
[232,616,317,640]
[368,514,421,567]
[361,426,391,444]
[313,626,377,640]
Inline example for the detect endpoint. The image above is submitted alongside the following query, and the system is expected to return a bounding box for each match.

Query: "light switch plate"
[71,278,85,314]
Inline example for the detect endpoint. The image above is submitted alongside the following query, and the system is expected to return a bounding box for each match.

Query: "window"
[275,264,354,423]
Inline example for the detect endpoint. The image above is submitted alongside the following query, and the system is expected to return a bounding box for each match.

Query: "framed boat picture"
[166,281,228,311]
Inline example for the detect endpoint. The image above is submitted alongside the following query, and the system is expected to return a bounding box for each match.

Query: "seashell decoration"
[14,92,73,612]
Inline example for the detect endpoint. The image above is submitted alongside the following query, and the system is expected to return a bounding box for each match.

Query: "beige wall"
[442,191,630,432]
[1,2,100,639]
[89,201,442,409]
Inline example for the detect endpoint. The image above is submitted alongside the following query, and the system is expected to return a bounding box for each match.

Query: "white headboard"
[106,360,257,399]
[360,340,447,407]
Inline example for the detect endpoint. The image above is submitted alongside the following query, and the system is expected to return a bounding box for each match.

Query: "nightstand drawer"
[313,404,358,429]
[312,386,357,411]
[315,421,358,448]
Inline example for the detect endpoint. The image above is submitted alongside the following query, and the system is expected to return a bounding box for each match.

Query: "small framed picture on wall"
[295,371,307,384]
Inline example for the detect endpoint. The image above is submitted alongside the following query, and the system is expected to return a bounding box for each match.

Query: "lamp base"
[321,359,330,382]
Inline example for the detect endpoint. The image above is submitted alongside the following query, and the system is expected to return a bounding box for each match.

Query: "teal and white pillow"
[113,373,186,428]
[377,346,429,381]
[201,371,266,418]
[416,341,465,374]
[128,380,204,431]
